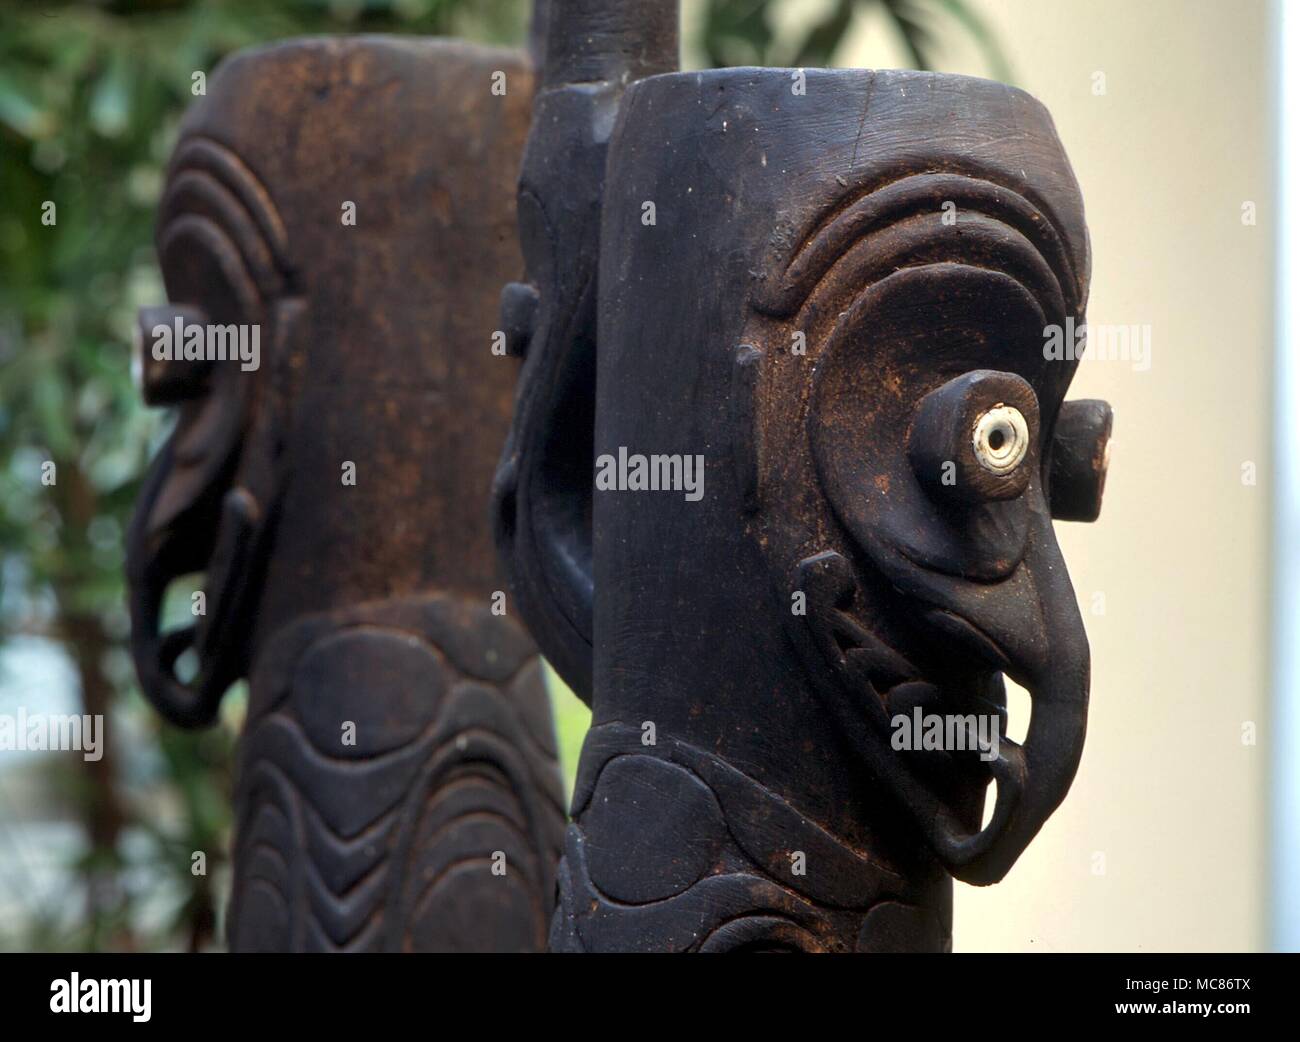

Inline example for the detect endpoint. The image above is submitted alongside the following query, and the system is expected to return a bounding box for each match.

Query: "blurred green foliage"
[0,0,527,954]
[0,0,1002,951]
[699,0,1007,76]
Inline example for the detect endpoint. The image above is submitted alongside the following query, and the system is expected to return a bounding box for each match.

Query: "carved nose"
[925,508,1090,885]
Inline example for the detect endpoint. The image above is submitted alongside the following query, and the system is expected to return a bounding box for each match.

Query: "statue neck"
[562,606,953,952]
[230,590,565,952]
[247,377,504,654]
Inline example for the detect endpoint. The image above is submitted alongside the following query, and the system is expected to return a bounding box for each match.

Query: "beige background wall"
[857,0,1273,952]
[679,0,1276,951]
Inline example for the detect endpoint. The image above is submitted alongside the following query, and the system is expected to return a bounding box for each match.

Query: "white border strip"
[1274,0,1299,953]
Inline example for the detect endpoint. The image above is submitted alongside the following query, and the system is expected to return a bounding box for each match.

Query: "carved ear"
[126,423,237,728]
[127,296,300,727]
[491,7,678,706]
[489,91,608,705]
[491,265,596,702]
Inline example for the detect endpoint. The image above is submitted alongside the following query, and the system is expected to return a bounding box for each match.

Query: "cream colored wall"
[679,0,1275,950]
[812,0,1274,951]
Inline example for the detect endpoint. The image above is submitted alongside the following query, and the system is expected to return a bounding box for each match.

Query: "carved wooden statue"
[125,38,565,951]
[497,3,1113,951]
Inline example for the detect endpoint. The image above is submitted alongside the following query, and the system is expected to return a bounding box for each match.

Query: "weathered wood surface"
[492,0,680,702]
[500,41,1112,950]
[126,38,565,952]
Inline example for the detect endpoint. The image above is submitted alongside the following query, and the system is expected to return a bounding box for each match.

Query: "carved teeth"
[836,617,917,691]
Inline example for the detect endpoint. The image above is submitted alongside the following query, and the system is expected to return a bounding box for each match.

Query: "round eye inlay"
[972,405,1029,474]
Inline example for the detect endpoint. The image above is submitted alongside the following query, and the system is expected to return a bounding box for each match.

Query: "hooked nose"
[911,509,1091,884]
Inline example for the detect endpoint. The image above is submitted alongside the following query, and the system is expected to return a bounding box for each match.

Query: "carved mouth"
[922,609,1013,672]
[831,606,1007,771]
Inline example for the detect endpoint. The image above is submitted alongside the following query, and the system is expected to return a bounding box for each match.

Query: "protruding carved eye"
[908,370,1039,504]
[972,405,1029,475]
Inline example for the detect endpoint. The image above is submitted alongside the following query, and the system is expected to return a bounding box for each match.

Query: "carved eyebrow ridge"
[753,171,1080,320]
[160,135,293,296]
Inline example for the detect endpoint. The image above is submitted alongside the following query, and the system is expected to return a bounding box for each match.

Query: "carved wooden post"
[498,7,1113,951]
[126,38,565,951]
[492,0,680,702]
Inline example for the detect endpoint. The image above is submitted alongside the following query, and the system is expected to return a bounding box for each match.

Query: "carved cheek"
[807,268,1052,581]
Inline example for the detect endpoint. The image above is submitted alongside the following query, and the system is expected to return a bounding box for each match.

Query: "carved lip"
[832,606,1008,724]
[921,608,1013,673]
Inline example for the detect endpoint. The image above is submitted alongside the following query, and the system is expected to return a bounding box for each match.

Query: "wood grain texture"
[126,38,565,951]
[514,65,1112,950]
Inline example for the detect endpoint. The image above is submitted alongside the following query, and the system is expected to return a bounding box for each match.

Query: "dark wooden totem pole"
[127,1,1112,955]
[126,38,565,951]
[496,1,1113,951]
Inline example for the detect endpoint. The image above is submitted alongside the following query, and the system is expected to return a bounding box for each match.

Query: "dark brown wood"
[1049,399,1114,522]
[492,0,680,703]
[503,60,1113,951]
[125,37,565,952]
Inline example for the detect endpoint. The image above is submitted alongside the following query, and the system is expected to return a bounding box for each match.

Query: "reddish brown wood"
[126,38,564,952]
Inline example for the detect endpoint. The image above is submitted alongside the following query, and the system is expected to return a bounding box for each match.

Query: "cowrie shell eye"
[972,405,1029,474]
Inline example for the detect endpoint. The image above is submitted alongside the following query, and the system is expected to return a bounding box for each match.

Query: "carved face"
[558,66,1111,885]
[126,134,295,727]
[752,166,1110,885]
[129,40,536,729]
